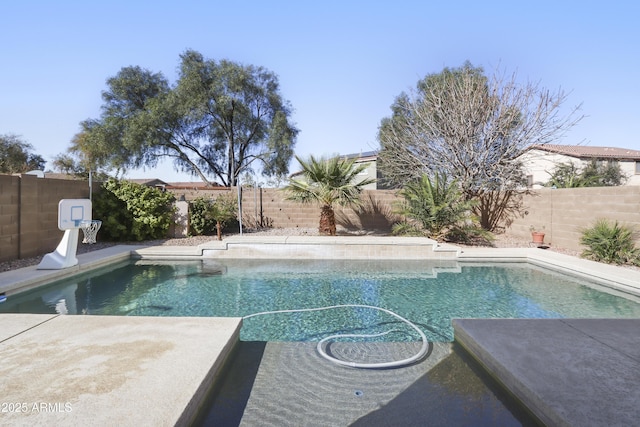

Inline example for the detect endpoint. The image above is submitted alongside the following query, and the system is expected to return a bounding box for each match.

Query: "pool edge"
[453,318,640,427]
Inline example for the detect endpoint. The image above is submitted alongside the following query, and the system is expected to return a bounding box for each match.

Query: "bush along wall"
[189,194,239,238]
[93,179,176,241]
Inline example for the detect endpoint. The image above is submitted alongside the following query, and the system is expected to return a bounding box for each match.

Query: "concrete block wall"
[507,187,640,252]
[4,179,639,262]
[19,174,40,258]
[168,186,640,250]
[0,175,20,261]
[168,187,401,233]
[31,176,91,256]
[0,174,90,262]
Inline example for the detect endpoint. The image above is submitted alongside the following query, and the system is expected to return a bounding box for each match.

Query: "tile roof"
[531,144,640,160]
[344,150,379,160]
[127,178,169,186]
[166,181,225,189]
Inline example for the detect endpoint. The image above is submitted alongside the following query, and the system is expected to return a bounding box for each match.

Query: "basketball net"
[80,220,102,244]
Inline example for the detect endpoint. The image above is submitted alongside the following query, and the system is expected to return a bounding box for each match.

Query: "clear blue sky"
[2,0,639,182]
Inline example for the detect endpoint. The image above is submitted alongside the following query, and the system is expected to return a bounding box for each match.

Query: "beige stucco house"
[347,151,379,190]
[518,144,640,188]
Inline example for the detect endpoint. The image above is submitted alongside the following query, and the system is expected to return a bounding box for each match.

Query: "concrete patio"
[0,314,241,426]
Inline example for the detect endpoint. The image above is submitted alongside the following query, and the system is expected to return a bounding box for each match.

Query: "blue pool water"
[3,259,640,342]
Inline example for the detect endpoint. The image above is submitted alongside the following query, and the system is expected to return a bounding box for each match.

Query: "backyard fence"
[2,174,640,262]
[169,187,400,233]
[507,186,640,252]
[0,174,90,262]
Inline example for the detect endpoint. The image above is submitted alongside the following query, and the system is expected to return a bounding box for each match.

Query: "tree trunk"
[319,204,336,236]
[216,221,222,240]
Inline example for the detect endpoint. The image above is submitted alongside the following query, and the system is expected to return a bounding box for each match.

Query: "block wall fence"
[2,175,639,262]
[179,187,640,252]
[169,187,401,233]
[0,174,90,262]
[507,186,640,252]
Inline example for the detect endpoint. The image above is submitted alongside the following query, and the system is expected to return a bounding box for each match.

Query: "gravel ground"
[3,227,636,273]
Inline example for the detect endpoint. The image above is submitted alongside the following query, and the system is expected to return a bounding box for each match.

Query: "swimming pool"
[2,258,640,342]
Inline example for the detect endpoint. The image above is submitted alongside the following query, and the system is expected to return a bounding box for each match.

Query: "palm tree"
[285,155,376,235]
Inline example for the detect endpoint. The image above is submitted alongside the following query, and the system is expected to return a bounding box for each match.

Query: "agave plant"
[580,219,640,265]
[284,155,376,235]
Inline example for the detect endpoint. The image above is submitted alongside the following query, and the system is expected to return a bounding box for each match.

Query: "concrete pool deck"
[0,314,241,427]
[1,237,640,426]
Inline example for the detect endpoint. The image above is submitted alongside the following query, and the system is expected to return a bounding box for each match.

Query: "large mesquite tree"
[73,50,298,186]
[378,62,582,230]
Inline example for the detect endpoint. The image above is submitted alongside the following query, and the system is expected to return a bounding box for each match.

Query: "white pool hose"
[242,304,429,369]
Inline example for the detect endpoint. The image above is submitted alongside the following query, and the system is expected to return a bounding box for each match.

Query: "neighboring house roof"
[127,178,170,187]
[529,144,640,161]
[42,172,78,180]
[128,179,225,188]
[166,181,225,189]
[344,150,379,161]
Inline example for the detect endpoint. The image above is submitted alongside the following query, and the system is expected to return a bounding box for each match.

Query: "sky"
[1,0,639,183]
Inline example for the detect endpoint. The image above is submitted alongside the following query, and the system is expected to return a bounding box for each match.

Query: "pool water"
[3,259,640,342]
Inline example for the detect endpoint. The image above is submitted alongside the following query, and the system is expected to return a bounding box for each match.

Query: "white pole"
[237,184,243,235]
[254,185,258,228]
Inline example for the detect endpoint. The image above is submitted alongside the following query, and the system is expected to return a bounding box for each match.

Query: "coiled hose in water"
[242,304,429,369]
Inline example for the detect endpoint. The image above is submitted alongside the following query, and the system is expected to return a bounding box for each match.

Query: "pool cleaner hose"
[242,304,429,369]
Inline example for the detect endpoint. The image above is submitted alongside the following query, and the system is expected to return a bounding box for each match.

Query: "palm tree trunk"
[319,204,336,236]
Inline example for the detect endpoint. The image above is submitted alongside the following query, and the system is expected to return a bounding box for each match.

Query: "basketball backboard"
[58,199,92,230]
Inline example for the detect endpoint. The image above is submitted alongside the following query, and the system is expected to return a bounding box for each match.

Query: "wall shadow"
[193,341,267,427]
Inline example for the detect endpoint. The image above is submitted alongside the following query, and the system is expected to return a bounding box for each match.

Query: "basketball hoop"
[80,220,102,244]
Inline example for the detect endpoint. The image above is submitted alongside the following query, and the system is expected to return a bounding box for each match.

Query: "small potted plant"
[530,225,545,244]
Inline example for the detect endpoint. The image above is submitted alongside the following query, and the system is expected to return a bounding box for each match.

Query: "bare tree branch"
[378,62,583,230]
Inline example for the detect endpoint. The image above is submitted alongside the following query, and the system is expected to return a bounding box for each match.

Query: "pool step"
[197,235,461,260]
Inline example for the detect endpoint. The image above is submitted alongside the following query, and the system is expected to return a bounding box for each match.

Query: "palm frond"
[284,154,375,207]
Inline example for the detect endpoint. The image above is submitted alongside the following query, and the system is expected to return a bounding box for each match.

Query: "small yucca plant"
[580,219,640,266]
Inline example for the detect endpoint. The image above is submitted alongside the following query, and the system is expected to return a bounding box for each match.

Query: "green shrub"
[189,197,217,236]
[580,219,640,266]
[93,182,130,241]
[189,194,238,238]
[93,179,176,241]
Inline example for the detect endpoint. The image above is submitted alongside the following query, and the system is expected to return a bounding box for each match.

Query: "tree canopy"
[74,50,298,186]
[377,62,583,230]
[0,134,46,173]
